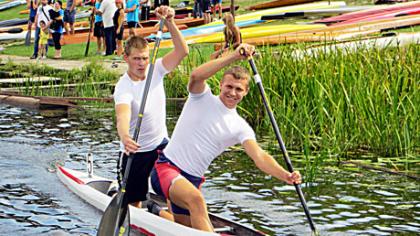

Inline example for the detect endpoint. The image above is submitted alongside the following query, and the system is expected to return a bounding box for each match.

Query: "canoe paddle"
[241,48,318,235]
[0,27,23,34]
[84,6,95,57]
[97,19,165,236]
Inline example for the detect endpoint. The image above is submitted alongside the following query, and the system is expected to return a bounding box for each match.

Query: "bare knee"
[186,192,207,213]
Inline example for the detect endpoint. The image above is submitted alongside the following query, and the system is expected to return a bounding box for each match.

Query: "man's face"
[41,0,48,5]
[219,74,249,109]
[124,47,150,80]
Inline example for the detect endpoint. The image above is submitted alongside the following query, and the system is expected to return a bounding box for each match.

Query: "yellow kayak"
[206,1,346,26]
[191,24,327,44]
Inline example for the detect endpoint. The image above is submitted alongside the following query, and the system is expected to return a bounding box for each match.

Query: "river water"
[0,104,418,235]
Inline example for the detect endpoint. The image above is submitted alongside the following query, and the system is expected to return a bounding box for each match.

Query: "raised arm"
[155,6,189,72]
[189,44,254,94]
[243,140,302,185]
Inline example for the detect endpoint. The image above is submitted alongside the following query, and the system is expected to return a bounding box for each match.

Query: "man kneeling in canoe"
[112,5,188,214]
[150,44,302,232]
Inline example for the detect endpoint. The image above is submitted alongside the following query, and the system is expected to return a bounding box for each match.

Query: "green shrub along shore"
[1,42,418,177]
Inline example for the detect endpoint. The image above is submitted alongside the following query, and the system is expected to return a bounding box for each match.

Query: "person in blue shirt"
[93,0,105,55]
[125,0,139,36]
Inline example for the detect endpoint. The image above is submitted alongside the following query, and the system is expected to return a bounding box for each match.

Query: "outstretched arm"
[189,44,254,94]
[116,104,140,154]
[155,6,189,72]
[243,139,302,185]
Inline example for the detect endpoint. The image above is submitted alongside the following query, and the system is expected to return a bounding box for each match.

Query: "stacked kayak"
[0,0,25,11]
[331,6,420,26]
[315,0,420,24]
[190,24,326,44]
[261,6,375,20]
[248,0,317,10]
[241,14,420,46]
[207,1,346,26]
[148,19,265,40]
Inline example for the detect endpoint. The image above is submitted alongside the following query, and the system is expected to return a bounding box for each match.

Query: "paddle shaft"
[84,7,95,57]
[246,57,317,233]
[97,20,165,236]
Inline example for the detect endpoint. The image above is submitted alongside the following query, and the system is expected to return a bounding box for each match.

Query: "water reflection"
[0,104,419,235]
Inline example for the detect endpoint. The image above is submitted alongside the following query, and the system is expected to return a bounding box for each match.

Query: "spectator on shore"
[38,20,49,59]
[96,0,117,56]
[211,0,222,20]
[201,0,211,24]
[193,0,201,18]
[154,0,168,8]
[30,0,53,59]
[63,0,76,35]
[210,12,241,59]
[26,0,38,46]
[48,0,64,59]
[94,0,105,55]
[114,0,125,57]
[140,0,151,21]
[125,0,139,36]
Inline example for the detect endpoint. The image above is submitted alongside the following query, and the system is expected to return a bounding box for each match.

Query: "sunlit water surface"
[0,104,418,235]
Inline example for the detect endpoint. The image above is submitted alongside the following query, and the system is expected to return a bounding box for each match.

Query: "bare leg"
[168,177,214,232]
[70,23,75,35]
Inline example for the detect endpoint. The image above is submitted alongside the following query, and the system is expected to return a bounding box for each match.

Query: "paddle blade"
[97,193,130,236]
[25,31,31,46]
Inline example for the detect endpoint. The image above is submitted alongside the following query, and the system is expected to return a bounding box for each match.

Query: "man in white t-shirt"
[151,44,302,232]
[112,6,188,212]
[96,0,117,55]
[30,0,52,59]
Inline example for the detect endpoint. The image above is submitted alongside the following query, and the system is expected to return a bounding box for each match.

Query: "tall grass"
[166,43,419,177]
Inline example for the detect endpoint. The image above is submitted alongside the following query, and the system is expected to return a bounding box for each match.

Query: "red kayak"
[315,1,420,24]
[331,6,420,26]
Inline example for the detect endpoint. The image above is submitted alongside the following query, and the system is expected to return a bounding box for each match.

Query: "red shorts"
[151,153,205,215]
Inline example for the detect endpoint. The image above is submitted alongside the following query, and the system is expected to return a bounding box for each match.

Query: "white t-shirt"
[113,58,169,152]
[36,4,53,28]
[99,0,118,28]
[164,86,256,177]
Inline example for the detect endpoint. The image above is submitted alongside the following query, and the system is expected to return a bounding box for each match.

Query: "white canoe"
[56,165,267,236]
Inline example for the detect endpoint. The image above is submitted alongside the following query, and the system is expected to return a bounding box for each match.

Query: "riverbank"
[0,54,128,75]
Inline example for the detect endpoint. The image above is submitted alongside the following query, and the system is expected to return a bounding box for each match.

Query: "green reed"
[165,43,419,178]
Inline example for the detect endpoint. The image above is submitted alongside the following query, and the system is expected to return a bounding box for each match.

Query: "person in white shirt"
[95,0,117,55]
[30,0,53,59]
[113,6,188,212]
[151,44,302,232]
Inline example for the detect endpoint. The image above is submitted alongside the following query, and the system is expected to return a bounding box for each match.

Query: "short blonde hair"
[124,36,149,56]
[222,66,250,88]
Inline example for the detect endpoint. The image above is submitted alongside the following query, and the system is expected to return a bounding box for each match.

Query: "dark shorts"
[115,26,124,40]
[201,0,211,13]
[94,22,104,37]
[151,153,205,215]
[118,139,168,204]
[29,15,36,23]
[63,9,76,23]
[127,21,138,28]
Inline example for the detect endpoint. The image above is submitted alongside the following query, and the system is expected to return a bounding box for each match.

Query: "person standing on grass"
[125,0,139,36]
[112,6,188,216]
[26,0,39,45]
[211,0,222,20]
[113,0,125,57]
[48,0,64,59]
[210,12,241,59]
[93,0,105,55]
[140,0,151,21]
[150,44,302,232]
[96,0,117,56]
[200,0,211,24]
[63,0,76,35]
[38,20,49,59]
[30,0,53,59]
